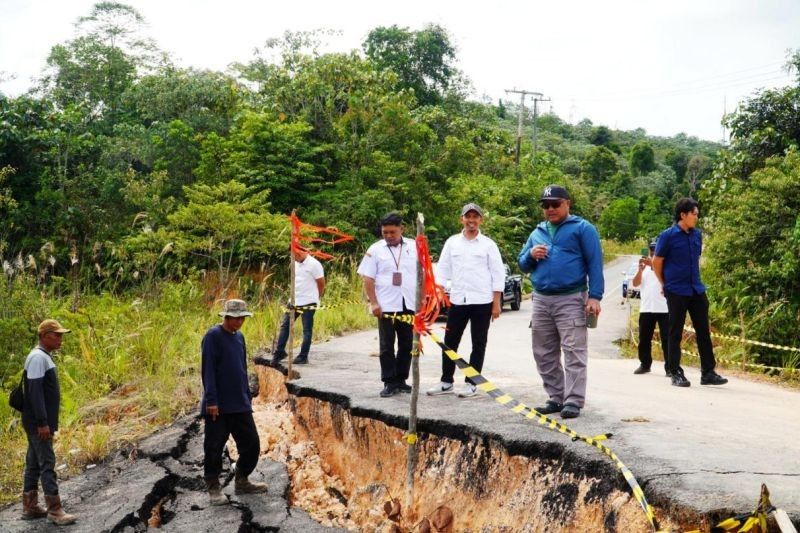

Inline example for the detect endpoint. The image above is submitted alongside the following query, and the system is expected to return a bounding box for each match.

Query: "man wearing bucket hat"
[20,319,77,525]
[427,202,505,398]
[201,299,268,506]
[518,185,604,419]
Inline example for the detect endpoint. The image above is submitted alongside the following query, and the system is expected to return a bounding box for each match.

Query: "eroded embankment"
[255,363,696,532]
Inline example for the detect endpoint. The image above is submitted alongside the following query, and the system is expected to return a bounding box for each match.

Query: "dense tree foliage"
[0,3,721,288]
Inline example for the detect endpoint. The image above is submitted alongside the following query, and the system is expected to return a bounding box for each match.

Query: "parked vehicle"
[433,263,523,317]
[621,262,641,299]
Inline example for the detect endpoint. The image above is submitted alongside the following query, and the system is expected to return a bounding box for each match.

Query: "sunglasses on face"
[541,201,563,209]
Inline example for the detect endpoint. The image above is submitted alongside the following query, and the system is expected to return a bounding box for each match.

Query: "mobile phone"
[640,247,649,257]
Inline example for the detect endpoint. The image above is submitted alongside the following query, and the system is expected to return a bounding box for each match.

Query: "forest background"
[1,3,799,501]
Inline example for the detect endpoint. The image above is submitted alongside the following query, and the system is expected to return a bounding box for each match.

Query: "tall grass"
[0,268,372,503]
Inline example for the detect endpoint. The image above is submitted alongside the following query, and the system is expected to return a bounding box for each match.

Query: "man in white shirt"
[427,203,505,398]
[632,240,669,375]
[272,249,325,365]
[357,213,418,397]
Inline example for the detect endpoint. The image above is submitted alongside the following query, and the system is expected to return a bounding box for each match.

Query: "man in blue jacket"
[201,299,268,506]
[518,185,604,419]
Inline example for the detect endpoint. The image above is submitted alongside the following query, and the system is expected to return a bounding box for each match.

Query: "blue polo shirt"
[655,224,706,297]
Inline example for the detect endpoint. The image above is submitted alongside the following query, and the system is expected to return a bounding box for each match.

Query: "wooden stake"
[406,212,424,509]
[287,209,297,380]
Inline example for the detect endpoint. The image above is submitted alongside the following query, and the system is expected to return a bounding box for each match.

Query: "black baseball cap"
[649,239,657,249]
[540,185,570,203]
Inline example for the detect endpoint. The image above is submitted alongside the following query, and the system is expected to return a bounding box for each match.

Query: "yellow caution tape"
[684,325,800,353]
[712,483,774,532]
[681,348,798,374]
[284,298,364,314]
[405,433,418,445]
[380,313,661,532]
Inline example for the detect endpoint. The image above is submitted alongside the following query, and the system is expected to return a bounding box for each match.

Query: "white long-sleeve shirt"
[437,231,505,305]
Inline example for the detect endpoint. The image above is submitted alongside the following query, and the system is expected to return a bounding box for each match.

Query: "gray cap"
[219,299,253,317]
[460,203,484,217]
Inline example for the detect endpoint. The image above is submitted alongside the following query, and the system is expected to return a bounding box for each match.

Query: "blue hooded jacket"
[518,215,604,300]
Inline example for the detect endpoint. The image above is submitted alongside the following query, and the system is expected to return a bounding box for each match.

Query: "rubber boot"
[234,473,268,494]
[206,478,227,506]
[21,490,47,520]
[44,494,77,526]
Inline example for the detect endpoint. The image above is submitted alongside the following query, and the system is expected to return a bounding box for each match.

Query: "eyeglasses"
[541,201,563,209]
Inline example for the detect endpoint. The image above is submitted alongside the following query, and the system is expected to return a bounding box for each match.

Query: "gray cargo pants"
[531,291,589,408]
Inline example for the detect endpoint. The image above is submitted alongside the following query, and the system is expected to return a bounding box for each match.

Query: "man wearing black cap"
[631,240,669,375]
[427,203,505,398]
[518,185,604,419]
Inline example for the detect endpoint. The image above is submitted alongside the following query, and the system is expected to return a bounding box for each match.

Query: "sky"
[1,0,798,142]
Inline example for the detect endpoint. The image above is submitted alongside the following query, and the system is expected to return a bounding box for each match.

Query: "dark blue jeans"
[274,308,315,359]
[23,430,59,495]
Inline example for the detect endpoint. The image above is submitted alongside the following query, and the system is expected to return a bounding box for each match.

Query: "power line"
[505,88,543,166]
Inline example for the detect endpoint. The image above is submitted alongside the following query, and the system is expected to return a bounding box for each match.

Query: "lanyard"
[388,242,403,271]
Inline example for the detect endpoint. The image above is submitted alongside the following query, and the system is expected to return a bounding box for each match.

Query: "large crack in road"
[0,415,343,532]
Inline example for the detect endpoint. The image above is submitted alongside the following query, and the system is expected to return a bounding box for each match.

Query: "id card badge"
[392,272,402,286]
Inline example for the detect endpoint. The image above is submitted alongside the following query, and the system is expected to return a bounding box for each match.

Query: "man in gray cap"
[518,185,604,419]
[201,299,268,506]
[427,203,505,398]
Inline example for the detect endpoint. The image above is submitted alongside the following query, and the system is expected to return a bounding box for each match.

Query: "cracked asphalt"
[0,416,345,532]
[2,256,797,530]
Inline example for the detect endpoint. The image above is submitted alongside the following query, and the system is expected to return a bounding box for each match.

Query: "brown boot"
[234,474,268,494]
[205,478,227,506]
[44,494,77,526]
[21,490,48,520]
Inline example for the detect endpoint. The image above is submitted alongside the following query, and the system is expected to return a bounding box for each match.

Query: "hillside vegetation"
[1,2,799,501]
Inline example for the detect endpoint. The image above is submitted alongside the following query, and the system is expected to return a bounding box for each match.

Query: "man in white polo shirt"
[272,249,325,365]
[427,203,505,398]
[632,239,669,375]
[357,213,418,397]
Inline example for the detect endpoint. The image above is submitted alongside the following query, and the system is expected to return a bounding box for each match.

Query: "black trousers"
[441,302,493,385]
[664,290,716,374]
[638,312,669,371]
[203,412,260,481]
[377,312,413,384]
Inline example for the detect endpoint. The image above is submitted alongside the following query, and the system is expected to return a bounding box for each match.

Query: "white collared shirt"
[357,237,418,312]
[436,231,505,305]
[634,267,668,313]
[294,255,324,306]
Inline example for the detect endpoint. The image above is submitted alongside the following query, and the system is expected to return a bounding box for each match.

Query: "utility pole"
[505,89,540,166]
[531,94,551,166]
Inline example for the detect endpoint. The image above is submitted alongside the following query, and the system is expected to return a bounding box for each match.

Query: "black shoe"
[379,383,398,397]
[671,371,691,387]
[271,352,287,366]
[535,400,563,414]
[700,372,728,385]
[560,403,581,419]
[293,356,308,365]
[396,382,412,393]
[633,365,651,375]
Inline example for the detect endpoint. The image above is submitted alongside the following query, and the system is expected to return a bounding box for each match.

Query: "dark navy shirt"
[655,224,706,297]
[200,324,252,415]
[22,347,60,432]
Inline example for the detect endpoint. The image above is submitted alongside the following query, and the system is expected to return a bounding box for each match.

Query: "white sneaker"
[457,384,478,398]
[426,382,454,396]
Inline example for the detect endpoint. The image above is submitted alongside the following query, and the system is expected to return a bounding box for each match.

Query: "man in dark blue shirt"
[201,299,268,505]
[653,198,728,388]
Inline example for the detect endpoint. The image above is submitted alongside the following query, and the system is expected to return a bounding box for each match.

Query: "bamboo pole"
[406,212,424,509]
[287,209,297,380]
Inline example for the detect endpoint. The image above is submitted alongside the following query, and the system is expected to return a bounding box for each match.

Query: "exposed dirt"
[252,363,682,532]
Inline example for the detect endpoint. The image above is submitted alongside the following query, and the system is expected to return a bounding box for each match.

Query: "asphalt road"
[289,254,800,525]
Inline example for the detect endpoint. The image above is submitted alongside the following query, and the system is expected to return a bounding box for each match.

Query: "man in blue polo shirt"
[653,198,727,388]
